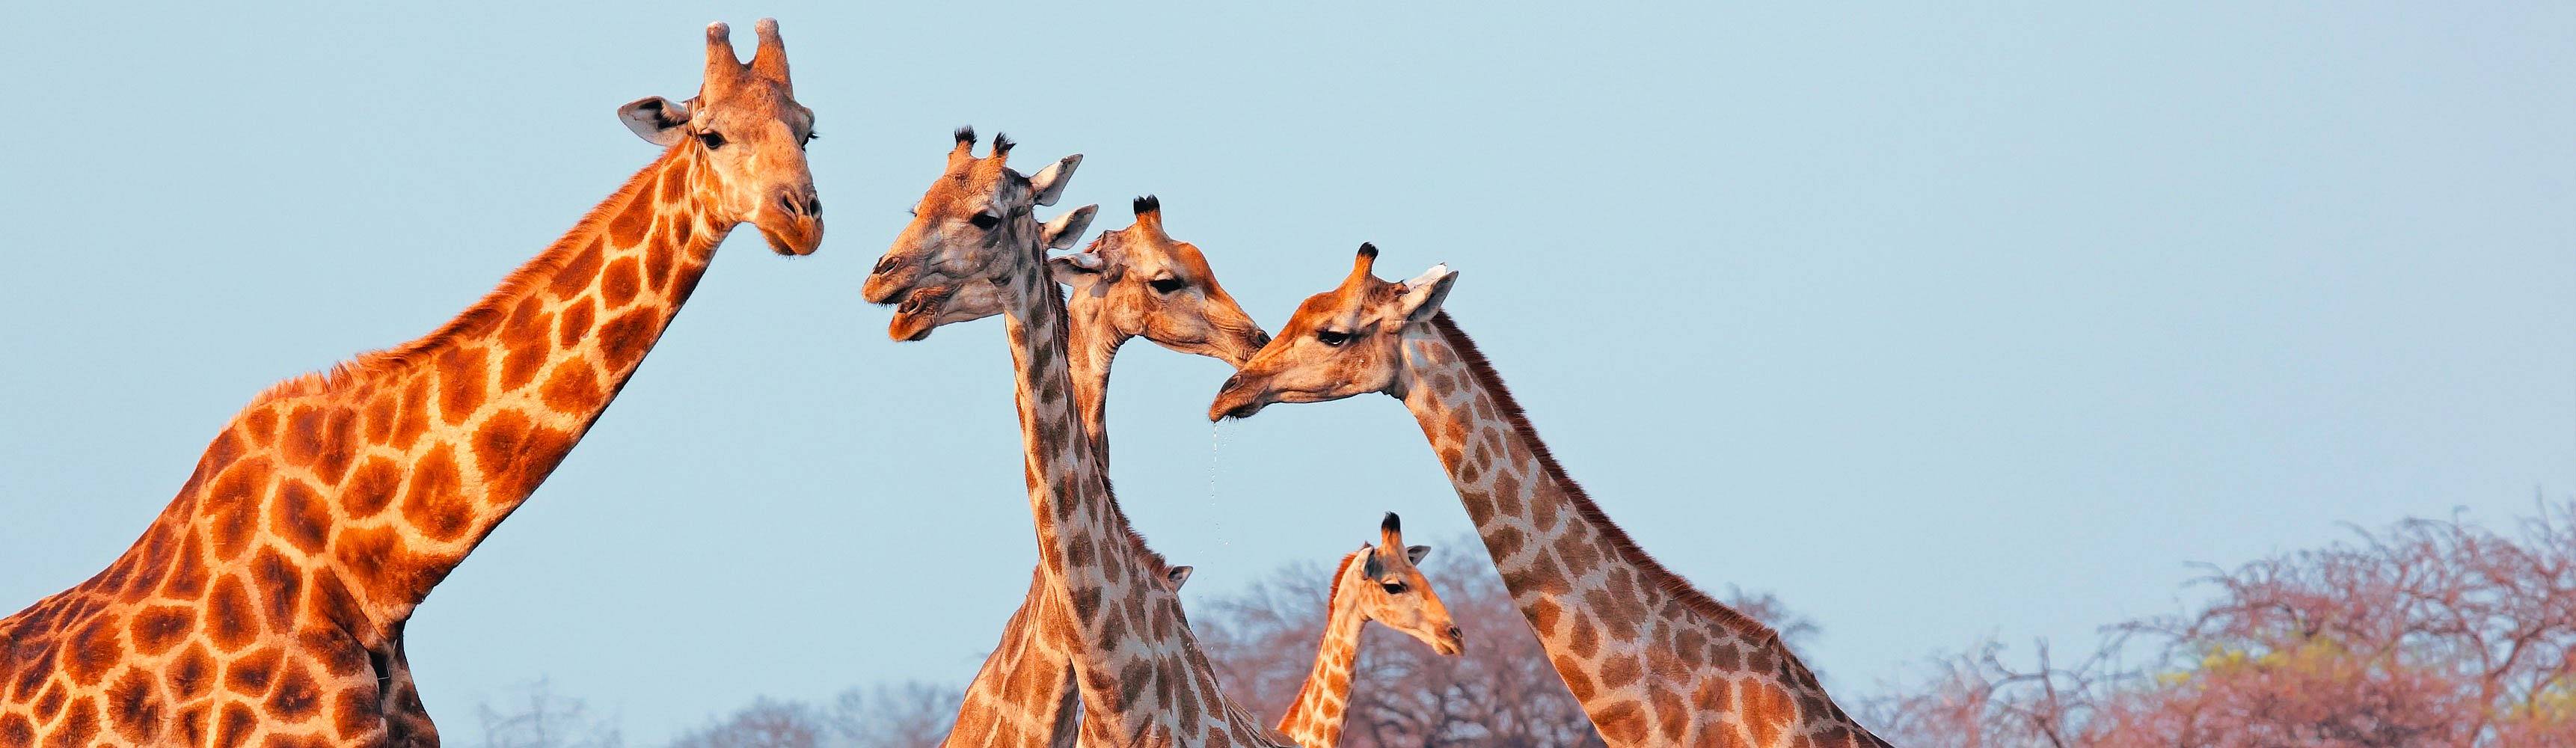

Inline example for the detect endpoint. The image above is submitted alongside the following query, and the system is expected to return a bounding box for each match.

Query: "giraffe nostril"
[777,191,803,217]
[1251,331,1272,349]
[1447,626,1462,641]
[803,194,822,215]
[1220,375,1242,392]
[874,256,898,275]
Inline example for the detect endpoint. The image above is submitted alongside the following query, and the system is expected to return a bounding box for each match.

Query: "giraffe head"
[1206,244,1456,420]
[616,19,822,256]
[860,128,1090,315]
[1349,512,1464,656]
[886,196,1270,364]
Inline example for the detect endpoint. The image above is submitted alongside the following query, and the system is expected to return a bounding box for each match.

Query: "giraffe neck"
[174,145,726,635]
[1274,551,1372,748]
[1065,303,1129,470]
[940,313,1134,748]
[1393,313,1884,747]
[992,222,1278,747]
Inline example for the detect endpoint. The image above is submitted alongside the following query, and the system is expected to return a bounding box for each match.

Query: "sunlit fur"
[1272,513,1464,748]
[933,202,1272,748]
[862,132,1284,747]
[0,19,823,748]
[1207,248,1892,747]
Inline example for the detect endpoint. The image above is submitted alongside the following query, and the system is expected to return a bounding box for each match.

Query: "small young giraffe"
[893,196,1270,748]
[1209,247,1892,748]
[862,130,1287,747]
[1272,512,1464,748]
[0,20,820,748]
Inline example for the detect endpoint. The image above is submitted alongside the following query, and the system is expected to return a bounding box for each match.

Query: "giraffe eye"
[1380,582,1406,595]
[969,212,1002,230]
[1149,276,1186,294]
[1316,330,1351,347]
[696,130,727,150]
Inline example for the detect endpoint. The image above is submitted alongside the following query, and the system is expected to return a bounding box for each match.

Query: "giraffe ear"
[1040,205,1099,251]
[1049,254,1124,293]
[619,96,694,147]
[1165,565,1194,589]
[1361,548,1386,580]
[1406,545,1432,564]
[1027,154,1083,206]
[1394,265,1458,325]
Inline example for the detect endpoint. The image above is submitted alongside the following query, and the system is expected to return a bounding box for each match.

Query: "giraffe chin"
[755,218,822,257]
[1208,395,1268,421]
[886,286,953,342]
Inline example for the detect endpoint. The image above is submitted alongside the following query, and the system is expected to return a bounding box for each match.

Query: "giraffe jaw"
[888,285,954,341]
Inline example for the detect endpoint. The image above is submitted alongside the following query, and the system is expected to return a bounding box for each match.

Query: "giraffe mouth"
[887,286,952,342]
[1434,628,1465,656]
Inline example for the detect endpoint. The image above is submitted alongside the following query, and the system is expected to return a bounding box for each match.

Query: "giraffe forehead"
[920,160,1023,212]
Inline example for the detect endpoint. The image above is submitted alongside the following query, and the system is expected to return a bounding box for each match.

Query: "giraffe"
[893,196,1271,748]
[1271,512,1463,748]
[0,20,821,748]
[860,129,1287,747]
[1206,246,1893,748]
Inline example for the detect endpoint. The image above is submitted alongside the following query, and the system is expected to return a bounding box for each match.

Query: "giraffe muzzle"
[1207,375,1271,420]
[753,186,824,256]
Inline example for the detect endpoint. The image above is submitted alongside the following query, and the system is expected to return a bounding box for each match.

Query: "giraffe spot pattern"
[214,699,259,748]
[226,646,285,699]
[551,239,604,298]
[127,604,196,657]
[474,409,575,502]
[390,376,432,451]
[250,548,304,626]
[105,667,163,744]
[556,295,597,351]
[271,479,332,554]
[435,346,491,426]
[539,358,601,414]
[43,695,99,748]
[203,459,270,562]
[608,186,656,247]
[595,308,660,365]
[399,445,470,542]
[204,577,260,652]
[340,456,401,518]
[601,257,642,308]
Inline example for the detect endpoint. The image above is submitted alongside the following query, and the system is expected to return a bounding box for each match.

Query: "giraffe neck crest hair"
[1393,311,1886,747]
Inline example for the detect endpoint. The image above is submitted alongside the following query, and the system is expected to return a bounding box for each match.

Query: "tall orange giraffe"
[895,196,1269,748]
[0,21,820,748]
[1209,247,1892,748]
[1272,512,1462,748]
[862,130,1284,747]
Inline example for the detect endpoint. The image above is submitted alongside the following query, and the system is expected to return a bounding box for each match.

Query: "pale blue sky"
[3,1,2570,743]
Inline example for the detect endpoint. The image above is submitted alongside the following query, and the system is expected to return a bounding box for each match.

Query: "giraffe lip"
[886,286,954,342]
[755,216,822,256]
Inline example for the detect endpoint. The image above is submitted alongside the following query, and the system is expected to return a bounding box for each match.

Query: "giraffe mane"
[1322,545,1363,605]
[239,146,684,411]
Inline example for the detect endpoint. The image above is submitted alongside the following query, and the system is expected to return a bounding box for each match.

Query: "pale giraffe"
[1208,246,1892,748]
[1272,512,1463,748]
[860,129,1287,747]
[894,196,1269,748]
[0,21,820,748]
